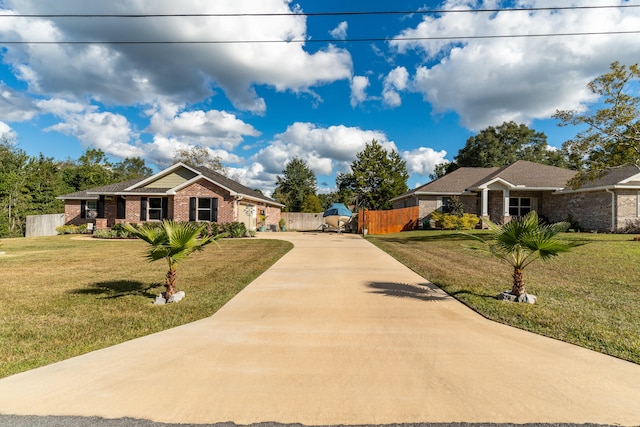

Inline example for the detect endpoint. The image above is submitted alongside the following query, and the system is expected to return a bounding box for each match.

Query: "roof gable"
[471,160,577,189]
[58,163,283,207]
[393,167,499,199]
[393,161,577,201]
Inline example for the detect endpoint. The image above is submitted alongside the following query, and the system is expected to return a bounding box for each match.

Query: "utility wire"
[2,30,639,45]
[0,4,639,18]
[1,5,638,45]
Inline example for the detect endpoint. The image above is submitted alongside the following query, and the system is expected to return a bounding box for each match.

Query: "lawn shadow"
[70,280,161,299]
[367,281,450,302]
[448,289,498,300]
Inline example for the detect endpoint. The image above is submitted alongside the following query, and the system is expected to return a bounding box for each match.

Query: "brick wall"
[63,177,281,229]
[563,191,612,232]
[616,190,639,231]
[173,180,234,223]
[64,200,83,225]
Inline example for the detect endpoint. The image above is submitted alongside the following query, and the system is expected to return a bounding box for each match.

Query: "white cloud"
[146,105,261,150]
[0,122,18,140]
[390,0,640,130]
[144,136,242,169]
[382,66,409,107]
[45,110,143,158]
[0,83,40,122]
[350,76,370,107]
[330,21,348,40]
[402,147,448,176]
[254,122,394,176]
[1,0,353,114]
[227,162,278,196]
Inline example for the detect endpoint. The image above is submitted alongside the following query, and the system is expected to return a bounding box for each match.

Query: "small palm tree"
[477,212,581,297]
[124,220,224,299]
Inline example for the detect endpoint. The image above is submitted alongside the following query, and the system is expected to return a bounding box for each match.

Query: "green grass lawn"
[368,230,640,364]
[0,234,292,378]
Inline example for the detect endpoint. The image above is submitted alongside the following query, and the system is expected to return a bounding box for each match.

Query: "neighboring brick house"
[392,160,640,232]
[58,163,284,231]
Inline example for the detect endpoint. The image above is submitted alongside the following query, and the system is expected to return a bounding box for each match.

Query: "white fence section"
[281,212,325,231]
[25,213,65,237]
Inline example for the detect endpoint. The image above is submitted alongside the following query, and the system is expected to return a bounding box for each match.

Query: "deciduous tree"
[0,139,30,237]
[173,146,227,175]
[112,157,153,181]
[554,61,640,185]
[452,121,567,170]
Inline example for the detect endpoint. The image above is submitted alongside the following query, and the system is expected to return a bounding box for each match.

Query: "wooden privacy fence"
[358,206,419,235]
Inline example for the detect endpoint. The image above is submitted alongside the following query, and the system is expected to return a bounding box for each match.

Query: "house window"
[116,196,126,220]
[84,200,98,218]
[189,197,218,222]
[509,197,531,217]
[441,197,453,213]
[140,197,168,221]
[149,197,164,220]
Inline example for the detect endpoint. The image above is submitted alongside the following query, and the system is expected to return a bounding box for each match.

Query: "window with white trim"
[509,197,531,217]
[198,198,213,221]
[86,200,98,218]
[189,197,218,222]
[148,197,163,220]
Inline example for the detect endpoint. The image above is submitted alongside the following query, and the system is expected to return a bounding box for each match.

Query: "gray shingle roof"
[418,167,499,193]
[192,165,280,205]
[578,164,640,189]
[470,160,577,189]
[394,161,578,201]
[58,164,281,206]
[57,177,148,199]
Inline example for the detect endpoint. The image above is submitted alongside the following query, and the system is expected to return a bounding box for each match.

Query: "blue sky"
[0,0,639,194]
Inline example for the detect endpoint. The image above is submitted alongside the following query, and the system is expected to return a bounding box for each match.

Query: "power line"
[2,30,639,45]
[0,4,639,18]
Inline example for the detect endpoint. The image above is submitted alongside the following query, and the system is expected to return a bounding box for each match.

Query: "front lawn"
[0,235,292,378]
[368,231,640,364]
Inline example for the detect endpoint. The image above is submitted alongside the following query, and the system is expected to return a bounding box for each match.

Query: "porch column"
[503,190,510,219]
[481,188,489,216]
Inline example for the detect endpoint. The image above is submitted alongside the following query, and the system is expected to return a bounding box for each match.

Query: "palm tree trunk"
[511,268,526,296]
[165,267,177,299]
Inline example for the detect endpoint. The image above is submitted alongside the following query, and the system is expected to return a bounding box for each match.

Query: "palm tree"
[124,220,224,300]
[478,211,581,298]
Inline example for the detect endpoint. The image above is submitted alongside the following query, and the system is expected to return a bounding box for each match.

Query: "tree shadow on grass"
[367,281,451,302]
[70,280,161,299]
[448,289,498,300]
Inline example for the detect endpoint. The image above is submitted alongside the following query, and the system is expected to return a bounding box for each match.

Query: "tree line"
[1,62,637,236]
[0,144,226,238]
[275,61,638,212]
[0,144,153,237]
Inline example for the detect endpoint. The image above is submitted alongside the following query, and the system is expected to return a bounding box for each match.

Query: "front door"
[238,203,257,231]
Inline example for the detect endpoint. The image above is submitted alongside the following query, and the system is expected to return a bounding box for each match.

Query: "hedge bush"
[430,212,480,230]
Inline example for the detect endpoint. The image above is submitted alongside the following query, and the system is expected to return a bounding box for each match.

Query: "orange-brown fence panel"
[358,206,419,235]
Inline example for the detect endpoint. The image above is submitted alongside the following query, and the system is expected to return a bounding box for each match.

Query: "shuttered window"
[189,197,218,222]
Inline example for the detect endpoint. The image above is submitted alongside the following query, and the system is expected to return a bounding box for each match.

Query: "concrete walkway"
[0,232,639,426]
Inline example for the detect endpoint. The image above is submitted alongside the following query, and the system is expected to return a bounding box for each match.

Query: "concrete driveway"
[0,232,639,425]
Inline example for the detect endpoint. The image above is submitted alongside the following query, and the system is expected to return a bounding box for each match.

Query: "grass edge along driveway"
[0,235,293,378]
[368,230,640,365]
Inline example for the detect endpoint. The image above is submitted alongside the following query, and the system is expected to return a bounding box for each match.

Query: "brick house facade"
[58,163,284,231]
[392,161,640,232]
